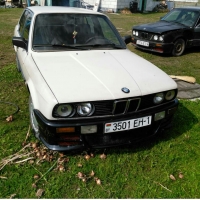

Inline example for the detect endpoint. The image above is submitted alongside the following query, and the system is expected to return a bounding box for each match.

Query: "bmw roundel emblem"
[121,87,130,93]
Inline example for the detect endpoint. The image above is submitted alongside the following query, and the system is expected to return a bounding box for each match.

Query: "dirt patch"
[120,8,132,14]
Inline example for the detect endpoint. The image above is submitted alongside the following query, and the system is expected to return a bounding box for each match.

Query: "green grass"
[0,8,200,198]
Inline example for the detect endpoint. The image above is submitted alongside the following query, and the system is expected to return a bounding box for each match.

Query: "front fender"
[26,77,58,120]
[22,54,58,119]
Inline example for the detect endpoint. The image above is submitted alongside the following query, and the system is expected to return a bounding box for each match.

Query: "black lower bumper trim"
[33,99,178,151]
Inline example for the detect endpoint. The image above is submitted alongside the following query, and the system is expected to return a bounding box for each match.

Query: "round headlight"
[159,36,164,41]
[56,104,74,117]
[136,31,139,36]
[165,90,175,100]
[77,103,94,116]
[153,93,164,104]
[153,35,158,40]
[133,30,136,35]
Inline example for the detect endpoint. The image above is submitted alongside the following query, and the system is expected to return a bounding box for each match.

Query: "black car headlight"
[165,90,176,100]
[77,103,94,116]
[153,93,164,104]
[153,35,158,40]
[159,35,164,41]
[132,30,136,35]
[55,104,75,117]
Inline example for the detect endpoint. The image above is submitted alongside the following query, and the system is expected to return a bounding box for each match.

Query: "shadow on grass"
[99,101,199,155]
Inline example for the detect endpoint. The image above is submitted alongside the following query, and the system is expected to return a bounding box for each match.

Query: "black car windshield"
[161,9,199,27]
[32,13,126,51]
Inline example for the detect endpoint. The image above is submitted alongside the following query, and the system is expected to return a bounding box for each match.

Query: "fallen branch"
[15,157,35,164]
[14,143,31,155]
[154,181,172,192]
[9,194,16,199]
[24,125,31,143]
[0,176,7,179]
[0,145,34,171]
[32,166,48,183]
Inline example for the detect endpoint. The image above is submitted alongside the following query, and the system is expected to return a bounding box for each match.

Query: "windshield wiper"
[161,19,169,22]
[79,43,125,49]
[51,44,88,50]
[168,20,188,26]
[33,44,87,50]
[33,43,124,50]
[161,19,183,25]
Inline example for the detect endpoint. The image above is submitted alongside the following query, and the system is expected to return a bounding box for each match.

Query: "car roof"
[27,6,105,15]
[175,6,200,11]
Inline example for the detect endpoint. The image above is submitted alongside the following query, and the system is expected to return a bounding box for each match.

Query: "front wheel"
[172,38,185,56]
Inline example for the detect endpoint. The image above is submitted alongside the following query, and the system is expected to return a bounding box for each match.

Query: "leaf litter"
[0,126,106,197]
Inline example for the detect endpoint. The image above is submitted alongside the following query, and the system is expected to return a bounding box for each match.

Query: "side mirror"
[12,37,27,50]
[122,35,132,44]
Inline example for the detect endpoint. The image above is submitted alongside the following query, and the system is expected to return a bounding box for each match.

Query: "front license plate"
[136,40,149,47]
[104,116,152,133]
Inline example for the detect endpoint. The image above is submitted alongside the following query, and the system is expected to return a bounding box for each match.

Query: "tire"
[29,96,40,139]
[172,38,185,56]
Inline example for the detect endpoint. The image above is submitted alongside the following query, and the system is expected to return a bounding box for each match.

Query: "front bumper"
[132,38,173,54]
[33,99,178,151]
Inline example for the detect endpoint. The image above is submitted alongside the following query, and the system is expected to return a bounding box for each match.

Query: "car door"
[15,9,33,79]
[193,17,200,46]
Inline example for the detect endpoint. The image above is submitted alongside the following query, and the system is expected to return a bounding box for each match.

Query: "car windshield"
[161,9,199,27]
[32,13,126,51]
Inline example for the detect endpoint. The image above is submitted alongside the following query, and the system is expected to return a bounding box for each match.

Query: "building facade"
[85,0,134,12]
[84,0,200,12]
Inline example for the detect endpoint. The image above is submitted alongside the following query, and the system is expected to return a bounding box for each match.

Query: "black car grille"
[93,98,141,116]
[91,92,176,117]
[53,90,177,119]
[139,32,153,40]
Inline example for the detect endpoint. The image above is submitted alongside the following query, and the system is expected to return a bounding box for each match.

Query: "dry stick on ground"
[24,125,31,143]
[0,151,35,170]
[154,181,172,192]
[0,176,7,179]
[0,126,35,170]
[9,193,16,199]
[32,165,48,183]
[15,157,35,164]
[0,144,34,171]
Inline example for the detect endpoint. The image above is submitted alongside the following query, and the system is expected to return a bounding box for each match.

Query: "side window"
[19,11,27,36]
[23,11,33,40]
[19,10,33,41]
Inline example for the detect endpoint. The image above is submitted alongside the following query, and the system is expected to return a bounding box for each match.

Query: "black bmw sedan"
[132,7,200,56]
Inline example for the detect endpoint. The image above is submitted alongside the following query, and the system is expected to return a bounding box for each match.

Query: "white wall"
[84,0,134,12]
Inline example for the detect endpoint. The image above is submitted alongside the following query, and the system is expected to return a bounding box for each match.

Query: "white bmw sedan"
[12,6,178,151]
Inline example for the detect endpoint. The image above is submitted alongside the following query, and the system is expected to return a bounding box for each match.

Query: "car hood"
[133,20,187,34]
[31,49,177,103]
